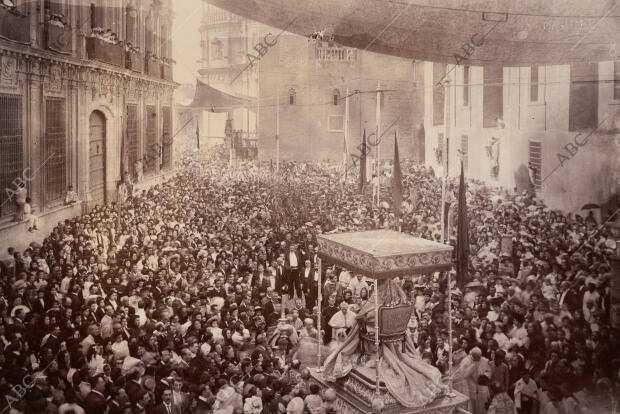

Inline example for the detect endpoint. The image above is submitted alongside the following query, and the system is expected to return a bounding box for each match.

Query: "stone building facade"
[423,61,620,215]
[0,0,176,253]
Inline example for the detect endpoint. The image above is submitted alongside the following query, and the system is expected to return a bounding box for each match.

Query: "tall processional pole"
[316,257,323,371]
[276,85,280,173]
[375,81,381,205]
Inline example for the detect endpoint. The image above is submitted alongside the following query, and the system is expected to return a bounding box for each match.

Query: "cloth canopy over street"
[206,0,620,65]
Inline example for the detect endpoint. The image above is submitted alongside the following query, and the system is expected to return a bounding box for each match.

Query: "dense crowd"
[0,159,618,414]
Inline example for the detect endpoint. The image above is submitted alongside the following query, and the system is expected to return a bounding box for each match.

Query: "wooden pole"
[440,68,451,243]
[374,278,380,394]
[448,270,454,396]
[344,87,350,183]
[375,81,381,206]
[316,257,323,371]
[276,85,280,174]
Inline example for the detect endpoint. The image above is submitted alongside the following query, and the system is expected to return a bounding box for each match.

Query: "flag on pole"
[359,129,367,191]
[392,130,403,223]
[196,120,200,149]
[456,161,469,287]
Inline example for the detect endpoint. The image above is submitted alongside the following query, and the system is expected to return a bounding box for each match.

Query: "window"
[289,88,296,105]
[211,38,223,59]
[126,105,138,181]
[44,98,67,206]
[614,61,620,100]
[145,15,153,53]
[161,107,171,169]
[144,105,157,175]
[528,141,542,190]
[333,89,340,106]
[435,132,444,165]
[530,66,539,102]
[327,115,344,132]
[0,94,23,218]
[461,135,468,171]
[433,62,445,125]
[125,5,137,46]
[463,66,470,107]
[160,22,168,59]
[569,62,598,131]
[483,65,503,128]
[90,2,103,29]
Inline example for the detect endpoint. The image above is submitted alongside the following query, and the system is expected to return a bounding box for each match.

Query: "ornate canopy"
[316,229,453,279]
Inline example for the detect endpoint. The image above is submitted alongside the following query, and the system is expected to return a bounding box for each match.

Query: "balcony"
[204,10,240,25]
[145,57,160,78]
[45,21,71,54]
[125,52,142,72]
[315,47,357,62]
[0,7,29,44]
[86,37,124,67]
[161,63,173,81]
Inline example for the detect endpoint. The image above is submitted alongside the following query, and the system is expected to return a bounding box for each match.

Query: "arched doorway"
[89,110,106,206]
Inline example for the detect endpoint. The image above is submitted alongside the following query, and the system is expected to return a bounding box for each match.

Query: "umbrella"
[581,203,600,210]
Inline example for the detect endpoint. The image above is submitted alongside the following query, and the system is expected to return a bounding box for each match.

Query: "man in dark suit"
[83,374,107,414]
[151,388,179,414]
[32,290,48,314]
[284,244,302,299]
[301,259,319,308]
[273,257,288,295]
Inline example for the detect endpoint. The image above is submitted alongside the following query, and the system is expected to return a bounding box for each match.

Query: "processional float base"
[308,367,470,414]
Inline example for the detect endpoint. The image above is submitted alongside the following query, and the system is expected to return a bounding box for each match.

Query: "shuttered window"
[161,106,171,169]
[528,141,542,190]
[0,94,23,217]
[569,62,598,131]
[433,62,445,125]
[483,65,503,128]
[144,105,157,175]
[44,97,67,206]
[126,104,138,180]
[461,135,468,171]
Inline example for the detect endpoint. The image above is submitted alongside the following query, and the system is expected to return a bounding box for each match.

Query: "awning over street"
[187,79,257,112]
[205,0,620,66]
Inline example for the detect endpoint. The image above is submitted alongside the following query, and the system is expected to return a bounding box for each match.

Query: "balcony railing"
[315,47,357,62]
[161,63,173,81]
[0,7,30,44]
[45,21,71,54]
[86,37,124,67]
[204,10,240,25]
[125,52,142,72]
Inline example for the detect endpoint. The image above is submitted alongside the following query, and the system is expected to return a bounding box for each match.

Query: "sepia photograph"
[0,0,619,413]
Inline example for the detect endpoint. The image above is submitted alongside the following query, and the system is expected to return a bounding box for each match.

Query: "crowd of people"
[0,158,618,414]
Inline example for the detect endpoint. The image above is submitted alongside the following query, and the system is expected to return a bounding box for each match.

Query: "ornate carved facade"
[0,0,177,240]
